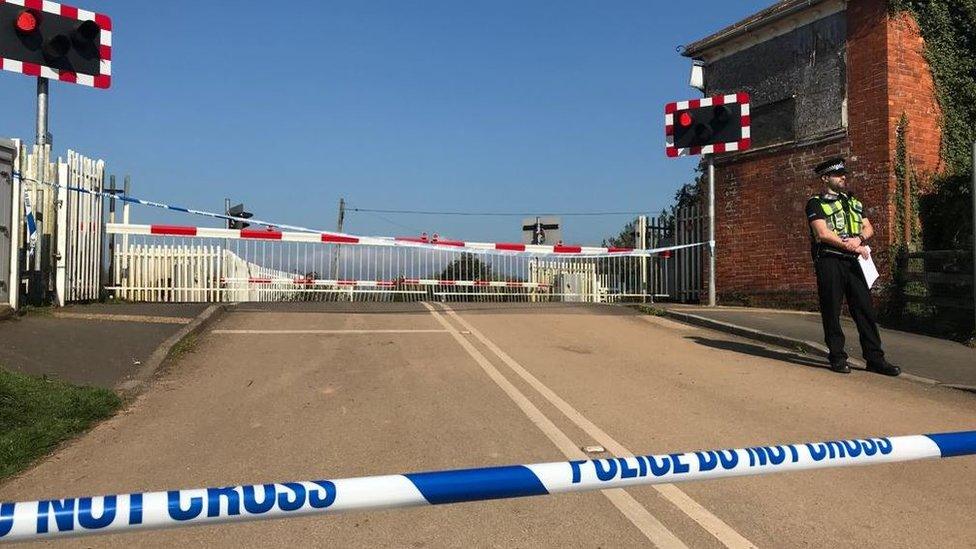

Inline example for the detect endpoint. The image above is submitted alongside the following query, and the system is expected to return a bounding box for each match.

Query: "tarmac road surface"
[2,302,974,548]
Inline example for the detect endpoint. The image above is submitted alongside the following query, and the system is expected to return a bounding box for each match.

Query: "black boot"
[830,361,851,374]
[866,361,901,376]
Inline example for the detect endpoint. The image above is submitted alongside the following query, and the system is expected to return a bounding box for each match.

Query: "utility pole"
[34,77,49,300]
[971,141,975,337]
[332,198,345,280]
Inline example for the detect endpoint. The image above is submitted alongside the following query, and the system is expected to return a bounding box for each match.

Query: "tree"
[602,220,638,249]
[437,253,494,281]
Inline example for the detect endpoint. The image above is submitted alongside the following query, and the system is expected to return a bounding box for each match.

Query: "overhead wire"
[347,207,654,217]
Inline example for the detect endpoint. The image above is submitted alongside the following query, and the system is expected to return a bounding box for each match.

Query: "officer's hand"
[856,246,870,259]
[848,236,863,248]
[841,239,860,252]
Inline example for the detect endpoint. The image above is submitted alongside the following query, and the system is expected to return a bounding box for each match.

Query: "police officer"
[806,158,900,376]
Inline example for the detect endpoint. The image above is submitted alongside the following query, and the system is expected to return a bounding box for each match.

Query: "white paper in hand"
[859,246,879,289]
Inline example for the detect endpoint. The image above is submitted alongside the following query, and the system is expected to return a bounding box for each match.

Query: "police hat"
[814,158,847,176]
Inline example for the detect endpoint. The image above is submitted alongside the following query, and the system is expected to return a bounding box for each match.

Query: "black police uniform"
[806,158,898,375]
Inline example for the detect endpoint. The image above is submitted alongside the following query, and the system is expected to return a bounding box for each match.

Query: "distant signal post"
[664,92,751,307]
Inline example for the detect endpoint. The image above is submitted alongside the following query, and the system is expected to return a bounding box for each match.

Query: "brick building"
[682,0,942,307]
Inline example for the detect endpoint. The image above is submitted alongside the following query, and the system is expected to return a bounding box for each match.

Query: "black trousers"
[814,254,885,365]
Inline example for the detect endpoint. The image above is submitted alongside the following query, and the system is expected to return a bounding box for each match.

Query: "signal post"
[665,92,751,306]
[0,1,112,302]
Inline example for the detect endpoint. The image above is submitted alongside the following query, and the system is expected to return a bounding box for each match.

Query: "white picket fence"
[56,151,104,303]
[16,143,105,305]
[18,143,56,272]
[530,259,603,303]
[112,244,300,302]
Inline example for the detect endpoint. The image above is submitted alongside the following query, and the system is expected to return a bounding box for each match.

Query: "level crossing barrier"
[14,174,706,304]
[1,430,972,543]
[105,223,705,303]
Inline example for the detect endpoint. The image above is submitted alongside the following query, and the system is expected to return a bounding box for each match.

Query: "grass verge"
[629,304,667,316]
[167,333,198,362]
[0,368,122,480]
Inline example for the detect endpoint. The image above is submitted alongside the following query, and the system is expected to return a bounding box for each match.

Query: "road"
[2,302,974,547]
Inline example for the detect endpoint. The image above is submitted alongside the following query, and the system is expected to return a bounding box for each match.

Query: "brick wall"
[708,0,942,308]
[886,10,943,244]
[713,136,852,308]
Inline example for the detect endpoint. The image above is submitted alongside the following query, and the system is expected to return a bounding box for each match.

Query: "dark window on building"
[751,96,796,146]
[705,11,847,150]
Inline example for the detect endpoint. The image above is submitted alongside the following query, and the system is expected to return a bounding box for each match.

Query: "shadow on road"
[685,336,833,371]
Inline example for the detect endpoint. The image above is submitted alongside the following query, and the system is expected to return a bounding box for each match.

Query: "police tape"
[15,171,703,257]
[1,430,973,542]
[13,171,341,235]
[107,223,707,257]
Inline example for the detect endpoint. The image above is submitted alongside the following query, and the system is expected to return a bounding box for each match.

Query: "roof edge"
[682,0,838,59]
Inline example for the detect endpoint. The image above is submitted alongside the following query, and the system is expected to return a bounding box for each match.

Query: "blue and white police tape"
[12,171,343,236]
[21,191,37,257]
[1,430,973,542]
[15,171,706,257]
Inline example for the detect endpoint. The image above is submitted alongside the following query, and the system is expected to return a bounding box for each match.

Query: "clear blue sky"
[0,0,773,245]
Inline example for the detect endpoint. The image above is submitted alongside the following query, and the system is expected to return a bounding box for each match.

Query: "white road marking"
[422,303,688,549]
[52,312,193,324]
[438,303,757,549]
[211,329,451,334]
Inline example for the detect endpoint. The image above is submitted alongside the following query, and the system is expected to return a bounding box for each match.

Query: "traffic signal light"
[227,203,253,230]
[665,93,750,157]
[0,2,112,88]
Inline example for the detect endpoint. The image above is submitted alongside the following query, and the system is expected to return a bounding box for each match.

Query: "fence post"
[638,215,647,303]
[53,161,67,306]
[107,175,115,292]
[7,149,17,310]
[122,176,130,299]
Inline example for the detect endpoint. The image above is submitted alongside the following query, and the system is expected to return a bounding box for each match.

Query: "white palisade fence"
[113,245,299,303]
[55,150,104,303]
[17,145,106,306]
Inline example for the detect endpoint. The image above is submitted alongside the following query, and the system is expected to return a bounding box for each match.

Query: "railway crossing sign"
[522,217,561,245]
[665,92,750,157]
[0,1,112,88]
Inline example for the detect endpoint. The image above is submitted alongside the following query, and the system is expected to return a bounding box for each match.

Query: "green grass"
[19,305,53,316]
[630,304,667,316]
[167,334,198,362]
[0,368,122,480]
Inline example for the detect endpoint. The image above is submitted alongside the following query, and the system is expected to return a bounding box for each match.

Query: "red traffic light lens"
[15,10,38,33]
[678,112,693,127]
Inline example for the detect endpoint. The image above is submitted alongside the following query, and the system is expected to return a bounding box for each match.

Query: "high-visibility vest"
[817,194,863,238]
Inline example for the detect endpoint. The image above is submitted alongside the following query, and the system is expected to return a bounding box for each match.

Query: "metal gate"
[642,204,705,304]
[673,202,705,303]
